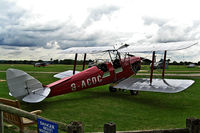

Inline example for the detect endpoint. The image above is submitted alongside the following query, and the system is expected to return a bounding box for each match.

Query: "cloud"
[155,21,200,43]
[0,0,199,61]
[82,5,120,28]
[141,16,200,43]
[0,1,121,50]
[143,16,168,27]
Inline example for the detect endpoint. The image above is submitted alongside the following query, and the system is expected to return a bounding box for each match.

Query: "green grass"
[0,64,84,72]
[141,64,200,71]
[1,64,200,132]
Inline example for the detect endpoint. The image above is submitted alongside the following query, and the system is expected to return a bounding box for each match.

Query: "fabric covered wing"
[54,70,80,79]
[119,41,198,53]
[114,78,194,93]
[63,46,114,54]
[6,68,51,103]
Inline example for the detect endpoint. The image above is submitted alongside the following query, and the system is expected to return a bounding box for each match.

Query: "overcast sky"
[0,0,200,62]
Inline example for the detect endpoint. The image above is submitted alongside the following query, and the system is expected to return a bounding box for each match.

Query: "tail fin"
[6,68,51,103]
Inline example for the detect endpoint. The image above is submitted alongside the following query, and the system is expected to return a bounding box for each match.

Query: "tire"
[130,90,139,95]
[109,86,117,92]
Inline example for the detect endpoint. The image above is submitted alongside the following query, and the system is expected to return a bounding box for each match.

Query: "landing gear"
[130,90,139,95]
[109,86,117,92]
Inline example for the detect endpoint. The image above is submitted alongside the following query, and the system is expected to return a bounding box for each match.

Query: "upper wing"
[63,46,114,54]
[113,78,194,93]
[63,41,198,54]
[119,41,198,53]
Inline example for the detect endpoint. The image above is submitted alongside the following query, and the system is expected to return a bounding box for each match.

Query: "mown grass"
[0,64,82,72]
[141,64,200,71]
[0,64,200,132]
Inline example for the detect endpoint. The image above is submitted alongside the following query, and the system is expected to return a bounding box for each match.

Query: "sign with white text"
[37,118,58,133]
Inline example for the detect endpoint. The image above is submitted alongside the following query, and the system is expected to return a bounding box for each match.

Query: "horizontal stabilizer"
[6,68,51,103]
[114,78,194,93]
[54,70,80,79]
[23,87,50,103]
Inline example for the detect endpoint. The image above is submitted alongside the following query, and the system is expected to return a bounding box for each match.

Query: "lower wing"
[113,78,194,93]
[54,70,80,79]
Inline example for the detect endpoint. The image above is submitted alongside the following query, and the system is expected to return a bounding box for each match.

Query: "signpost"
[38,118,58,133]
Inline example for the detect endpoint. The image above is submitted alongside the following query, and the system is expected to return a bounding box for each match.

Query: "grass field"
[0,64,200,132]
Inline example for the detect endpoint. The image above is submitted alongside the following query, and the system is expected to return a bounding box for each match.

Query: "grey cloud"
[143,16,168,27]
[23,25,62,32]
[155,25,187,43]
[1,46,19,50]
[82,5,120,28]
[0,1,123,50]
[8,51,22,55]
[155,22,200,43]
[142,16,200,43]
[0,1,26,26]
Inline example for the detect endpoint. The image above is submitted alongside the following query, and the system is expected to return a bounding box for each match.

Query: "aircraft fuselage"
[47,56,141,97]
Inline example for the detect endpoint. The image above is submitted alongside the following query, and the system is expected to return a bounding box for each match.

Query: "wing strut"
[108,51,113,63]
[82,53,87,70]
[150,51,155,85]
[162,50,167,79]
[73,53,78,75]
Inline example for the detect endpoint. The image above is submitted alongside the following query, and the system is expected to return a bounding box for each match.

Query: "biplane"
[6,41,198,103]
[34,62,49,67]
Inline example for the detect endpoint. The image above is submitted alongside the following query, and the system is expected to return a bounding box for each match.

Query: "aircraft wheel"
[109,86,117,92]
[130,90,139,95]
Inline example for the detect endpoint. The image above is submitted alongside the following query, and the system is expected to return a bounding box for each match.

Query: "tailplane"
[6,68,50,103]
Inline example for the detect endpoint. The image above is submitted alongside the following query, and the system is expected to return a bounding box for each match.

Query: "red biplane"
[6,41,198,103]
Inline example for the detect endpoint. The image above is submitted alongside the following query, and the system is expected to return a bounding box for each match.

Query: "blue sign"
[37,118,58,133]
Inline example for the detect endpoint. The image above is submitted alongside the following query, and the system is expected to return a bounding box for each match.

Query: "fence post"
[0,110,4,133]
[104,122,116,133]
[67,121,84,133]
[186,118,200,133]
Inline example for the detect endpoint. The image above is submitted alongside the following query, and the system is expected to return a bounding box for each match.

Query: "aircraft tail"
[6,68,51,103]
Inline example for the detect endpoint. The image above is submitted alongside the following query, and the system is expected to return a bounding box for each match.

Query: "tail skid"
[6,69,50,103]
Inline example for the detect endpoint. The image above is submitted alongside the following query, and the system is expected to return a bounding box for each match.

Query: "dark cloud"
[0,1,121,50]
[1,46,19,50]
[22,25,62,32]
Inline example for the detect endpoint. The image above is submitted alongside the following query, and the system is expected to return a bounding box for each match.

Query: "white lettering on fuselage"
[71,75,102,91]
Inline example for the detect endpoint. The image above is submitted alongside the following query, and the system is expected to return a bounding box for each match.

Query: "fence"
[0,103,200,133]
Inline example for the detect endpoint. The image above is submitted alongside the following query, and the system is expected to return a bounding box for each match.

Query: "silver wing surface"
[119,41,198,53]
[63,46,114,54]
[114,78,194,93]
[54,70,80,79]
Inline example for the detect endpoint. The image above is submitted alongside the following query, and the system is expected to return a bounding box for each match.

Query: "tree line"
[0,59,199,65]
[0,59,90,65]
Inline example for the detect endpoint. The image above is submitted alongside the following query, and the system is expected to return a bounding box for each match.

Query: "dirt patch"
[0,79,6,82]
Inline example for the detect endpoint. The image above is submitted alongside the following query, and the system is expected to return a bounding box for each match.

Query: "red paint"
[47,56,141,98]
